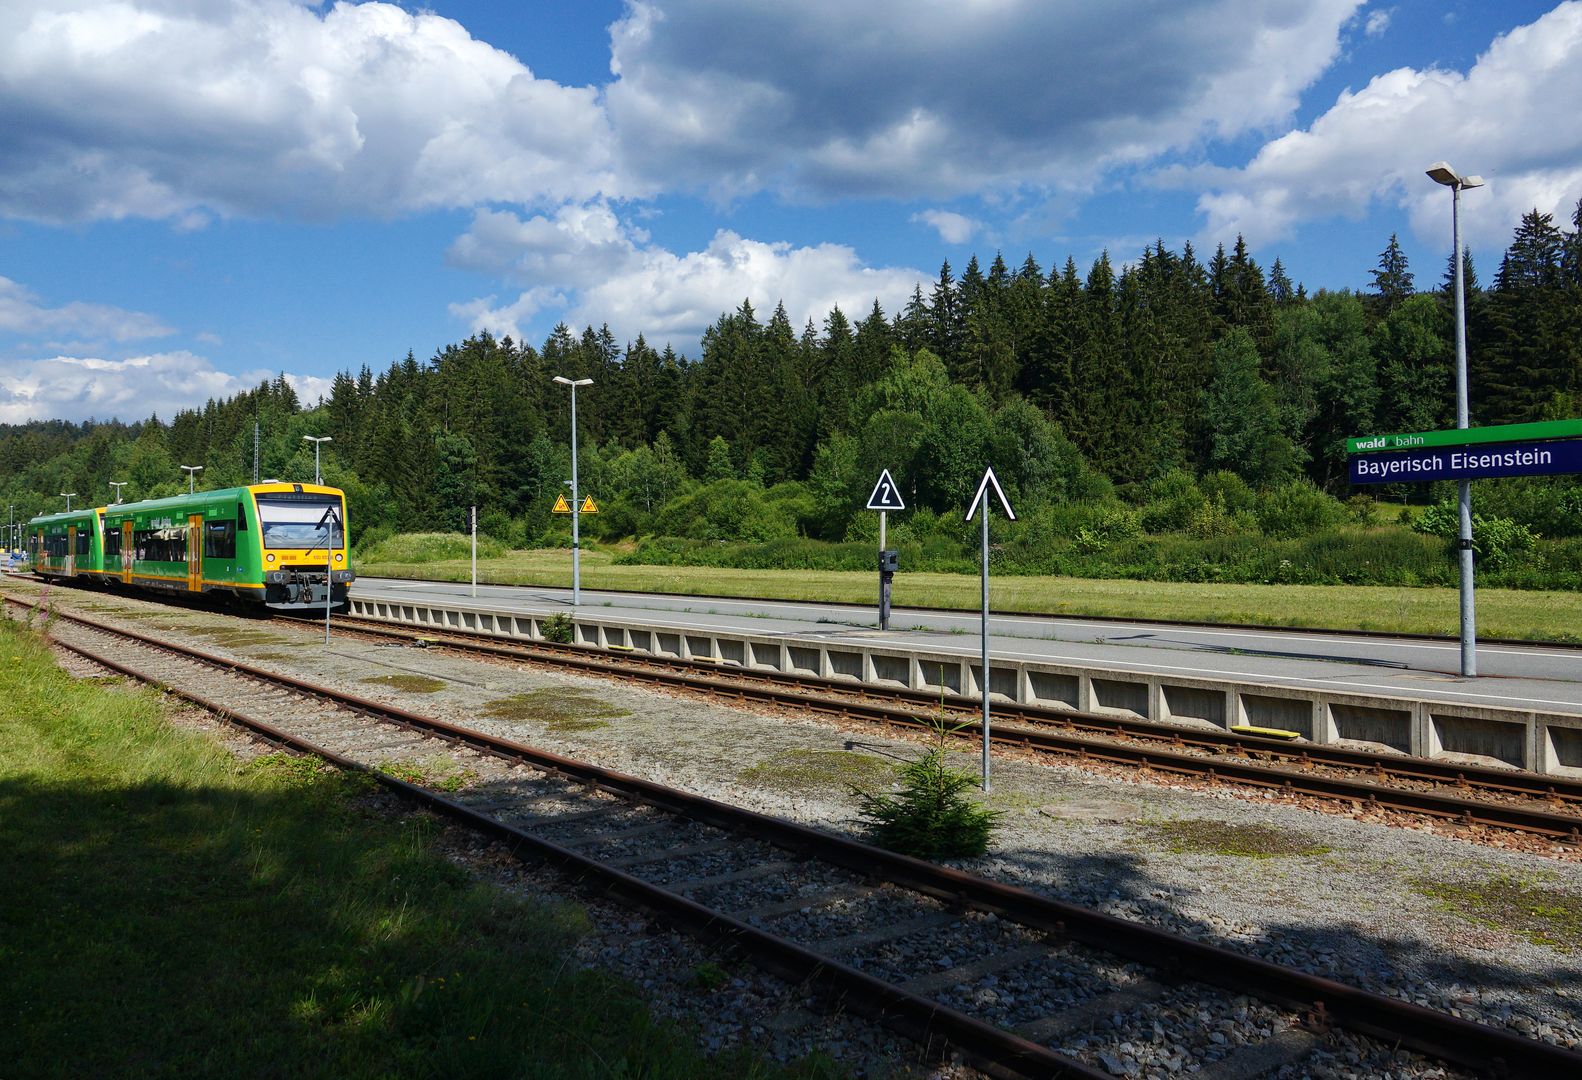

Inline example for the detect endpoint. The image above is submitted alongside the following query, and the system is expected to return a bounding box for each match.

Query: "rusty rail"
[11,594,1582,1076]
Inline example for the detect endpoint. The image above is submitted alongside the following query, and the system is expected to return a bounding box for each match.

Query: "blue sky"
[2,0,1579,424]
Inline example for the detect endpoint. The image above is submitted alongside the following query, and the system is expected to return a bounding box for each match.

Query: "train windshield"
[257,495,345,549]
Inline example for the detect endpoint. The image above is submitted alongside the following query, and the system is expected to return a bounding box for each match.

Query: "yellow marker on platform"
[1230,724,1302,740]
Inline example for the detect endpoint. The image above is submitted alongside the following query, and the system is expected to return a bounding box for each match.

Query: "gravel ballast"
[20,585,1582,1074]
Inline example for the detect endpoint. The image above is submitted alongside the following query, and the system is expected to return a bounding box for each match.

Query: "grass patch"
[0,618,833,1080]
[195,628,291,649]
[357,546,1582,643]
[376,756,478,793]
[360,531,509,564]
[740,748,896,796]
[362,673,448,694]
[1140,819,1332,858]
[1414,875,1582,952]
[480,688,632,733]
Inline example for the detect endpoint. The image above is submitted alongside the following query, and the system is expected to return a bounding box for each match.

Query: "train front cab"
[248,484,355,611]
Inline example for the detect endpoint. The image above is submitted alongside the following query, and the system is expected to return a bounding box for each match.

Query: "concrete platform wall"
[348,596,1582,777]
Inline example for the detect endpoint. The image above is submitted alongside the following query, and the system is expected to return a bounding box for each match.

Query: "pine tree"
[1483,210,1569,423]
[926,261,961,366]
[1202,328,1301,486]
[1369,234,1415,312]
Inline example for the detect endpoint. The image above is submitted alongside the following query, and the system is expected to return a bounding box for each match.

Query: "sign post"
[1348,416,1582,678]
[317,507,339,645]
[470,504,477,598]
[865,469,905,630]
[965,467,1015,792]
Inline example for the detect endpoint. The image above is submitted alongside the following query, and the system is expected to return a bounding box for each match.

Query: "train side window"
[76,530,91,556]
[133,527,186,563]
[204,521,237,559]
[105,529,121,559]
[237,503,248,530]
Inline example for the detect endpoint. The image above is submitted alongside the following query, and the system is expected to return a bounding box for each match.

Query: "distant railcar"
[29,483,354,611]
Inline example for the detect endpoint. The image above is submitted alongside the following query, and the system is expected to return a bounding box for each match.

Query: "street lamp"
[302,435,332,485]
[180,465,204,493]
[109,481,128,504]
[60,492,77,512]
[1427,161,1484,677]
[552,375,593,606]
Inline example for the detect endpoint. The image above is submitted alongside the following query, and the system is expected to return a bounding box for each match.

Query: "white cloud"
[0,350,329,423]
[606,0,1364,201]
[912,209,981,245]
[449,205,925,348]
[0,0,622,223]
[0,275,172,342]
[1186,2,1582,250]
[0,0,1369,224]
[1363,8,1393,37]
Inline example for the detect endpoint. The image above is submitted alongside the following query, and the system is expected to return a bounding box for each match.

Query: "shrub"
[853,715,1001,859]
[1255,481,1345,538]
[1471,477,1582,538]
[1187,497,1255,539]
[1199,470,1257,515]
[1413,498,1539,571]
[652,479,798,542]
[1138,469,1205,533]
[359,532,509,563]
[540,613,574,644]
[1345,494,1379,526]
[352,522,396,556]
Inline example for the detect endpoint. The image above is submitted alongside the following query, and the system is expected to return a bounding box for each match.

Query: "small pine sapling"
[853,694,1001,859]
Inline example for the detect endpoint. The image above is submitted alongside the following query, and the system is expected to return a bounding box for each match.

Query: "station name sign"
[1346,418,1582,455]
[1349,438,1582,485]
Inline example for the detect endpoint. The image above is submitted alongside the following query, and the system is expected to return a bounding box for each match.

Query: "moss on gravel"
[481,688,631,732]
[1413,875,1582,952]
[1140,818,1332,858]
[740,749,896,796]
[362,673,448,693]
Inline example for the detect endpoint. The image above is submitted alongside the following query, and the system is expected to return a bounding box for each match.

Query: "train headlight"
[334,553,343,563]
[266,553,275,563]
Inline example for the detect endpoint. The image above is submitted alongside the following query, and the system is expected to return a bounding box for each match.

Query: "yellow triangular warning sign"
[552,494,571,514]
[580,495,598,514]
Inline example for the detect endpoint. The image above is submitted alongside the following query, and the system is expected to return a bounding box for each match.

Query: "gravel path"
[22,585,1582,1074]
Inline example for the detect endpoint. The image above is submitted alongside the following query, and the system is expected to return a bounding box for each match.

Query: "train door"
[66,526,76,576]
[121,521,133,584]
[187,514,203,592]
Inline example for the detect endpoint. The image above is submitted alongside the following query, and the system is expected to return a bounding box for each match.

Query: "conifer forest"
[6,204,1582,591]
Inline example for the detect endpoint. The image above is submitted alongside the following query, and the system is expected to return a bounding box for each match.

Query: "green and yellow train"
[28,483,354,611]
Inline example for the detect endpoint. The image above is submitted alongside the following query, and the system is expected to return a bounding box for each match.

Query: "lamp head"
[1427,162,1484,189]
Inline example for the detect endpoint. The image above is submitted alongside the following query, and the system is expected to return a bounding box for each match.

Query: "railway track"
[10,594,1582,1077]
[318,612,1582,844]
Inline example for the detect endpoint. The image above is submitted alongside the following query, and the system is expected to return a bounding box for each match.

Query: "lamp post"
[6,505,13,552]
[60,492,77,512]
[180,465,204,493]
[109,481,128,504]
[302,435,332,485]
[552,375,593,606]
[1426,161,1484,677]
